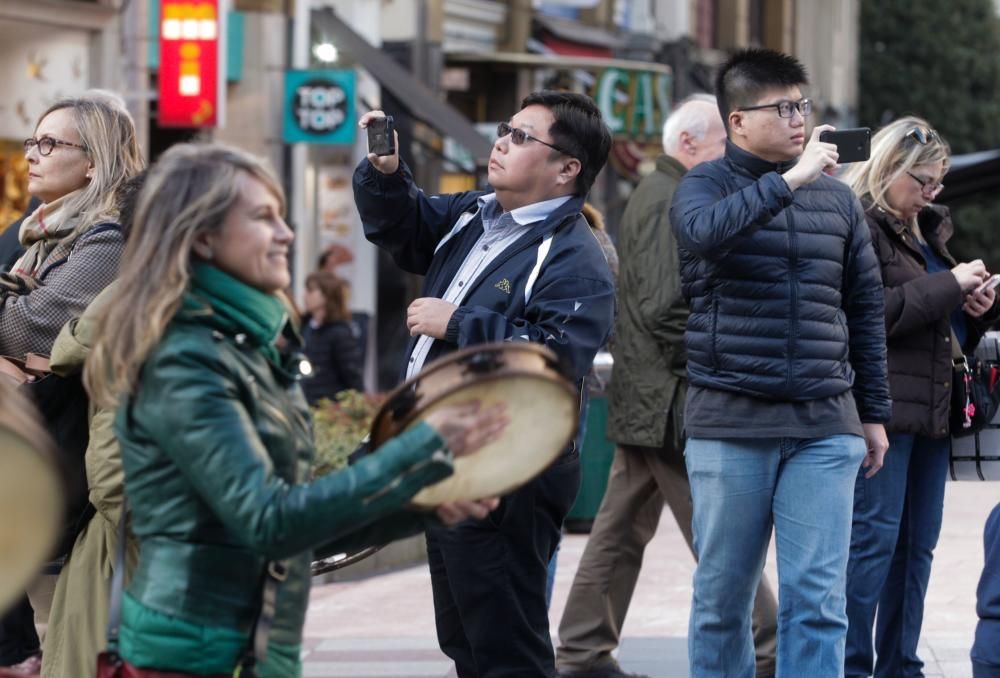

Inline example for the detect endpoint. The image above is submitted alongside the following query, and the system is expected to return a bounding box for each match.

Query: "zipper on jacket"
[709,289,720,372]
[786,207,798,391]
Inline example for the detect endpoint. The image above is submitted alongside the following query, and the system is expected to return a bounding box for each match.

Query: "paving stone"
[301,482,997,677]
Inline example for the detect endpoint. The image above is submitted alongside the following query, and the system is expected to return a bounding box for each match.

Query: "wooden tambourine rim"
[0,400,62,609]
[370,344,579,506]
[371,342,572,444]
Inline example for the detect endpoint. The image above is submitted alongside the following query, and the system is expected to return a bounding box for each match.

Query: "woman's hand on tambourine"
[425,401,509,457]
[435,497,500,525]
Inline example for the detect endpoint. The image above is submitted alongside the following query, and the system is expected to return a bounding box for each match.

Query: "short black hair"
[520,91,612,197]
[716,48,809,131]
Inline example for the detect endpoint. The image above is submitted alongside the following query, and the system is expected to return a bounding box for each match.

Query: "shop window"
[0,143,30,230]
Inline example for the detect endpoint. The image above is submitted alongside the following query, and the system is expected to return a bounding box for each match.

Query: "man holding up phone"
[670,48,891,677]
[353,92,615,677]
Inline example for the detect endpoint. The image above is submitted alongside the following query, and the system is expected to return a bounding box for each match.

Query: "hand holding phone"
[359,111,399,175]
[818,127,871,164]
[975,273,1000,294]
[367,115,395,157]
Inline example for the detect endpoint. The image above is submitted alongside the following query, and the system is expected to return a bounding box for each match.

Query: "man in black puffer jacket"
[669,48,891,678]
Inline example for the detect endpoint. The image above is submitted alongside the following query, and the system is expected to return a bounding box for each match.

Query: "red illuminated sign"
[159,1,222,128]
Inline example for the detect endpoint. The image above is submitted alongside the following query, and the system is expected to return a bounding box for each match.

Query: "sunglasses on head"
[905,127,938,145]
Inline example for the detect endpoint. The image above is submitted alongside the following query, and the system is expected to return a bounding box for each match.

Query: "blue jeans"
[685,434,866,678]
[845,433,950,677]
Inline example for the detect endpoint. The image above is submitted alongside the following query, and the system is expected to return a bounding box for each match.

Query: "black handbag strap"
[236,560,288,677]
[950,329,965,364]
[236,454,300,675]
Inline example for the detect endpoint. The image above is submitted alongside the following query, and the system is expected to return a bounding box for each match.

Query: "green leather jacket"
[115,305,452,651]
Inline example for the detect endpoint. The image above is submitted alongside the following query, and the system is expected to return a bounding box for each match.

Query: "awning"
[313,7,493,166]
[533,14,625,50]
[447,51,670,76]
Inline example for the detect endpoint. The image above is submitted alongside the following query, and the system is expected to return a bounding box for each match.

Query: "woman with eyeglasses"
[0,91,142,675]
[10,91,142,348]
[841,117,998,678]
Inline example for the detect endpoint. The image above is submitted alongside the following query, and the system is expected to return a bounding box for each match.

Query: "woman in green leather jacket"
[83,143,505,678]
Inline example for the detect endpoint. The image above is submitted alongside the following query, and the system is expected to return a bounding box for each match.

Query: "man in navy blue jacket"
[353,91,615,677]
[669,49,891,677]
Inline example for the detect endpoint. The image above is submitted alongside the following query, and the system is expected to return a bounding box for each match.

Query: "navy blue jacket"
[670,142,891,423]
[353,159,615,383]
[974,502,1000,669]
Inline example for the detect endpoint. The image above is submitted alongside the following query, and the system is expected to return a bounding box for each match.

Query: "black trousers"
[0,595,38,666]
[426,453,581,678]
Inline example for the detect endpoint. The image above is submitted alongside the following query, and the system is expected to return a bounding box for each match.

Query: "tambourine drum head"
[407,373,576,508]
[0,428,61,612]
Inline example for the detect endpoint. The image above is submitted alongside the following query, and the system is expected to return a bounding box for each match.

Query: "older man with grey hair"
[554,94,778,678]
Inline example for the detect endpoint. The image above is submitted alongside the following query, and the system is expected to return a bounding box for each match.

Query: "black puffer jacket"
[301,318,364,405]
[866,202,997,437]
[670,142,891,423]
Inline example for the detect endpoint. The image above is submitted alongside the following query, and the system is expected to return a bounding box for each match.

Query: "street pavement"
[302,482,998,678]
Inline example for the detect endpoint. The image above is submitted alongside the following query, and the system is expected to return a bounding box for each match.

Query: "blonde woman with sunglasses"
[842,117,999,678]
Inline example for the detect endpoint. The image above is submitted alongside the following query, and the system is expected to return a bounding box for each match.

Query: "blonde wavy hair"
[842,116,951,219]
[84,143,286,408]
[36,91,144,230]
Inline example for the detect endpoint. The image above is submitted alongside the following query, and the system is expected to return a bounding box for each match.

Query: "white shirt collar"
[475,193,573,227]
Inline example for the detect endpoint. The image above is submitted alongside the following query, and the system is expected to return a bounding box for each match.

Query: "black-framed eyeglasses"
[496,122,574,157]
[905,127,938,145]
[906,171,944,196]
[736,98,813,119]
[23,136,88,157]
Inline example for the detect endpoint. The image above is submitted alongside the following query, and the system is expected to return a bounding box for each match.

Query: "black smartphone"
[367,115,395,157]
[819,127,871,163]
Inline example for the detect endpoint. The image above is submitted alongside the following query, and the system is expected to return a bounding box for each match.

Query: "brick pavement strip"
[303,483,998,678]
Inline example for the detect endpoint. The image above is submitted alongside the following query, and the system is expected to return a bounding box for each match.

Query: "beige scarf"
[12,189,86,279]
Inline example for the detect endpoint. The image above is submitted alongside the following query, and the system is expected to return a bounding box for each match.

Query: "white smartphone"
[975,273,1000,294]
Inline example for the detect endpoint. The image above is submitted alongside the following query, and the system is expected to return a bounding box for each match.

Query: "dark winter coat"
[670,141,891,422]
[352,159,615,384]
[301,319,364,405]
[866,202,997,437]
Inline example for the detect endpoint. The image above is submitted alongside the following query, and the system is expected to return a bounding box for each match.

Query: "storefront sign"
[283,70,356,145]
[593,68,672,140]
[159,0,224,127]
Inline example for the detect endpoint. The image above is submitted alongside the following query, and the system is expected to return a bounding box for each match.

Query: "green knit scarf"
[183,264,287,368]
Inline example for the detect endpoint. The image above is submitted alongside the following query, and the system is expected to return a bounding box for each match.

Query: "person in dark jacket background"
[842,118,998,678]
[353,91,615,678]
[973,502,1000,678]
[669,48,891,677]
[300,270,364,404]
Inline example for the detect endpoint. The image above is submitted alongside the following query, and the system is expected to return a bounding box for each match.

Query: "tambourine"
[371,341,580,508]
[311,342,580,577]
[0,380,61,612]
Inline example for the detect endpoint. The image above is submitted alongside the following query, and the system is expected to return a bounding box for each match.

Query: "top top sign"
[159,0,224,128]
